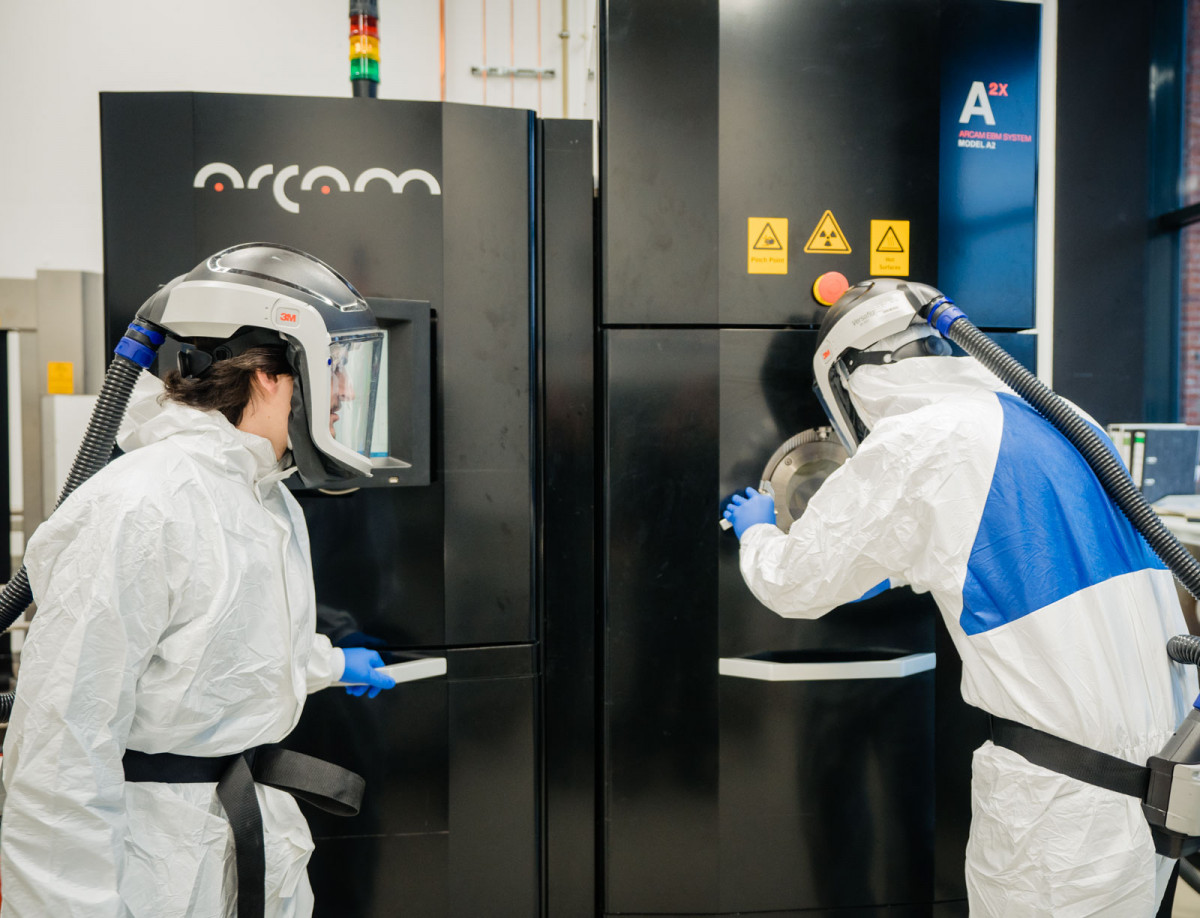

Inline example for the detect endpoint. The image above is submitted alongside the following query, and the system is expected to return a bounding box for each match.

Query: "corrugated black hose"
[0,322,165,722]
[923,299,1200,669]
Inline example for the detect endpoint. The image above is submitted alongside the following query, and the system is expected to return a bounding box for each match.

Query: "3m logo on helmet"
[272,304,302,328]
[193,162,442,214]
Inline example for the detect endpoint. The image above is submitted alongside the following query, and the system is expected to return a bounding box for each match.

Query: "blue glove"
[723,487,776,539]
[340,647,397,698]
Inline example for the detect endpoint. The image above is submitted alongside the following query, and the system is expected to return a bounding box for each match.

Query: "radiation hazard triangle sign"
[803,210,851,254]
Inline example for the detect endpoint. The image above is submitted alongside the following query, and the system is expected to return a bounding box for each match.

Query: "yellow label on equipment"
[747,218,788,274]
[47,361,74,395]
[803,210,851,254]
[869,219,910,275]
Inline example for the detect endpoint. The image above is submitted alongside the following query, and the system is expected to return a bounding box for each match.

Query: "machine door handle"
[718,652,935,682]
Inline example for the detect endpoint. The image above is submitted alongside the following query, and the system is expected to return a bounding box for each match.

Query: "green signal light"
[350,57,380,82]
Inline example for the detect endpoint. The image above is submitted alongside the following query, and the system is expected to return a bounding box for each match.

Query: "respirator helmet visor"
[812,278,951,455]
[327,333,382,460]
[139,242,385,488]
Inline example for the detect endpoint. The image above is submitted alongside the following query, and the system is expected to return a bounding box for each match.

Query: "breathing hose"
[0,320,166,721]
[921,297,1200,665]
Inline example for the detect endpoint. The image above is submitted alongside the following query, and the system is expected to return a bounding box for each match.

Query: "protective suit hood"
[117,372,294,492]
[845,352,1011,432]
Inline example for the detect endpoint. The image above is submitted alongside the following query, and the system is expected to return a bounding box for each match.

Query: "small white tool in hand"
[719,481,775,530]
[335,656,447,686]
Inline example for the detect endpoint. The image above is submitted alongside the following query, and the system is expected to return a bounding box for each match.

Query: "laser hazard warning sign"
[870,219,910,276]
[747,218,788,274]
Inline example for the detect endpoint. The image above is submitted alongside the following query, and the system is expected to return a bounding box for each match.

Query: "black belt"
[989,715,1151,799]
[123,746,364,918]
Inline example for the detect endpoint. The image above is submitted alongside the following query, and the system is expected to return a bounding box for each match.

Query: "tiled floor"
[1176,877,1200,917]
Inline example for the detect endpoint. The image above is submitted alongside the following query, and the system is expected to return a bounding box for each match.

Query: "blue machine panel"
[939,1,1041,329]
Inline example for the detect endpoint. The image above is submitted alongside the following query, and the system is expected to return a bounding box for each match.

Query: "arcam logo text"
[193,162,442,214]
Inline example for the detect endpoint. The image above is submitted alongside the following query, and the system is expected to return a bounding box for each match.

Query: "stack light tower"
[350,0,380,98]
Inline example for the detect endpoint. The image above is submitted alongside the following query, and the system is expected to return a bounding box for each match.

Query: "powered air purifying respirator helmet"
[813,278,953,455]
[136,242,384,488]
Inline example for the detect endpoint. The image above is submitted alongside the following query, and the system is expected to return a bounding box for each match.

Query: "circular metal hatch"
[760,427,848,532]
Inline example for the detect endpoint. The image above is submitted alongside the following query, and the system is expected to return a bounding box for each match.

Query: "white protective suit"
[738,354,1198,917]
[0,383,346,917]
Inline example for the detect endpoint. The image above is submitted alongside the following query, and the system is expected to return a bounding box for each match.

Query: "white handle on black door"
[718,652,935,682]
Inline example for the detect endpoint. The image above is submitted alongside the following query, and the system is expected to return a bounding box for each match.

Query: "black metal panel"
[603,329,721,912]
[284,675,448,916]
[447,645,539,918]
[1054,0,1152,424]
[188,94,445,301]
[538,119,598,917]
[1145,0,1185,420]
[309,837,448,918]
[718,0,939,326]
[608,904,934,918]
[107,92,445,375]
[283,646,537,917]
[441,104,536,646]
[601,0,720,325]
[99,93,196,345]
[718,669,934,912]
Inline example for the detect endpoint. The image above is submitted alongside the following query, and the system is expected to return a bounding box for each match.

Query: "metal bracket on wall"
[470,66,556,79]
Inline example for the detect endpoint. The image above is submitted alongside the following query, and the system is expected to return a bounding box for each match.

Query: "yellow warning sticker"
[747,218,788,274]
[46,361,74,395]
[803,210,851,254]
[870,219,910,276]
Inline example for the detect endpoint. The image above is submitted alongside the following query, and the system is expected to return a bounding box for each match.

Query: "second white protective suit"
[737,353,1197,917]
[0,383,345,918]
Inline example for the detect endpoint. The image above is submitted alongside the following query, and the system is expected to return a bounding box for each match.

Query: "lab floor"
[1177,880,1200,916]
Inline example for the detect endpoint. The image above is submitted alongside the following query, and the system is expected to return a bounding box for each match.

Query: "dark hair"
[161,345,293,426]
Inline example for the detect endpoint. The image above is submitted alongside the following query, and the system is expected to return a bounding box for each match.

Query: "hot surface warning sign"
[803,210,851,254]
[748,218,788,274]
[870,219,910,276]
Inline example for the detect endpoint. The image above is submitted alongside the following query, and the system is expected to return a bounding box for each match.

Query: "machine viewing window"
[298,297,433,490]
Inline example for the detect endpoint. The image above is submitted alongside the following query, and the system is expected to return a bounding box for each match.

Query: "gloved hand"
[723,487,776,539]
[340,647,397,698]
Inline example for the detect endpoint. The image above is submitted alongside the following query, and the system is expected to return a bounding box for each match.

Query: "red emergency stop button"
[812,271,849,306]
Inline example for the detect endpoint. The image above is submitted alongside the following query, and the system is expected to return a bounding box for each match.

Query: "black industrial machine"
[92,0,1045,913]
[600,0,1039,915]
[100,93,595,917]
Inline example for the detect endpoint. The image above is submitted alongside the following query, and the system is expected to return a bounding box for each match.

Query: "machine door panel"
[604,328,941,915]
[282,644,538,918]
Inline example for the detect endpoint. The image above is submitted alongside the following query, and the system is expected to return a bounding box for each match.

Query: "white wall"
[0,0,598,280]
